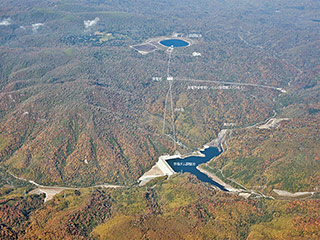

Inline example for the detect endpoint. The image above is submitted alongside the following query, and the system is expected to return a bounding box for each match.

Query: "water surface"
[166,147,227,191]
[160,39,189,47]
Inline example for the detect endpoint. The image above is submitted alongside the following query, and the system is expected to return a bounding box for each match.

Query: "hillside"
[206,114,319,193]
[0,0,319,238]
[204,59,320,194]
[1,0,319,187]
[0,174,319,239]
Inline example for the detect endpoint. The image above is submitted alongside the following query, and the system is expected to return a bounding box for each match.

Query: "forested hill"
[1,174,319,239]
[0,0,319,189]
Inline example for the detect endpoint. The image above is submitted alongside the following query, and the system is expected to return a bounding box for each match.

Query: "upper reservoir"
[160,39,189,47]
[166,147,227,191]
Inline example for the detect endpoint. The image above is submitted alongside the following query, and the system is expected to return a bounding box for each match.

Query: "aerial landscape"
[0,0,319,239]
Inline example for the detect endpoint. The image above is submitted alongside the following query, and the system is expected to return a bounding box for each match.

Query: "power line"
[162,88,170,133]
[162,46,177,150]
[169,79,176,150]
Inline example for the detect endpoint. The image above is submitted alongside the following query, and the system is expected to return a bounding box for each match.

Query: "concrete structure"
[157,155,178,176]
[138,154,177,185]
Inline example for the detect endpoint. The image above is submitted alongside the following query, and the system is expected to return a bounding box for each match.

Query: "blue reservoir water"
[166,147,227,191]
[160,39,189,47]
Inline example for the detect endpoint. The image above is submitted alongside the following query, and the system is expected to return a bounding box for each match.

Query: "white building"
[192,52,202,57]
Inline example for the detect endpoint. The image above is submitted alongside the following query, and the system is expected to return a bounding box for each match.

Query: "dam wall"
[156,155,177,176]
